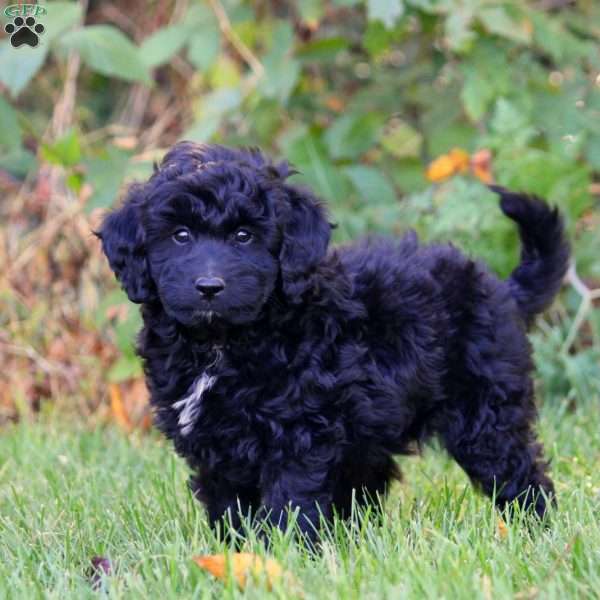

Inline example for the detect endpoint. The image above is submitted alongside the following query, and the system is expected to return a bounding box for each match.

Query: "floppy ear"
[97,184,156,304]
[278,184,332,303]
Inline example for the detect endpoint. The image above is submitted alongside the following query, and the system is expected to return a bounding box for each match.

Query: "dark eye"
[234,229,253,244]
[173,228,191,244]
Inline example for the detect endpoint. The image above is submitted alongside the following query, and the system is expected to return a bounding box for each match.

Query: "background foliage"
[1,0,599,426]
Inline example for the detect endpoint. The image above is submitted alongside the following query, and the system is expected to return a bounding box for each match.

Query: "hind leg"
[438,267,556,518]
[439,385,554,518]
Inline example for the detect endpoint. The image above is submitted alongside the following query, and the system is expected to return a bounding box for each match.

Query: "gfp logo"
[4,4,47,17]
[4,4,47,48]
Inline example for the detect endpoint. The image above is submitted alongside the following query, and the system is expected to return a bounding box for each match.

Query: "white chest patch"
[173,350,222,436]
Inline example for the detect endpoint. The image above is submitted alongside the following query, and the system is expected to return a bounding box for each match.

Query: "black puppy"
[98,142,569,540]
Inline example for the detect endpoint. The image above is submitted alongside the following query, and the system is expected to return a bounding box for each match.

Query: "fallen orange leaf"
[194,553,299,592]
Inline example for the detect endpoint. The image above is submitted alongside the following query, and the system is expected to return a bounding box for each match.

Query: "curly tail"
[491,186,570,326]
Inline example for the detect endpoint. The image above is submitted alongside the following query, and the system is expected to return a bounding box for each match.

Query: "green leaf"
[187,29,220,71]
[284,132,351,203]
[0,41,48,97]
[100,298,144,379]
[478,7,532,45]
[260,56,300,103]
[489,98,534,146]
[343,165,397,205]
[367,0,404,29]
[390,158,428,194]
[259,23,300,103]
[445,9,476,52]
[184,119,219,143]
[40,129,81,167]
[381,120,422,159]
[113,308,143,354]
[183,0,221,72]
[84,147,132,213]
[427,179,516,275]
[42,1,83,42]
[209,55,241,88]
[0,96,21,150]
[298,0,325,22]
[529,11,592,63]
[140,25,190,68]
[0,148,37,177]
[59,26,151,84]
[461,70,495,121]
[325,113,384,160]
[363,20,394,57]
[584,135,600,170]
[426,122,477,158]
[66,172,83,192]
[297,37,350,61]
[184,88,242,142]
[108,354,143,383]
[495,149,591,220]
[94,289,130,328]
[458,41,512,122]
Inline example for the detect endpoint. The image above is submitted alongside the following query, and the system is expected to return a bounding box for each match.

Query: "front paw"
[260,505,323,550]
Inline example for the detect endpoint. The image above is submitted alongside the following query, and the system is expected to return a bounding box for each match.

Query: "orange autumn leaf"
[426,154,457,182]
[449,148,470,173]
[139,409,153,432]
[470,148,494,184]
[426,148,470,182]
[109,383,132,432]
[194,553,299,592]
[497,517,508,540]
[325,95,345,112]
[426,147,495,184]
[471,163,494,184]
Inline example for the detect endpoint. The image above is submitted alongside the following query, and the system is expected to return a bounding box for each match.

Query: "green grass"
[1,399,599,599]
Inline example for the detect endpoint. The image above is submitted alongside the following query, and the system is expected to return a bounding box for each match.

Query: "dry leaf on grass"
[194,552,301,593]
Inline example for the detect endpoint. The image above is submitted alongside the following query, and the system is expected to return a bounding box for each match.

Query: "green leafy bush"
[1,0,598,402]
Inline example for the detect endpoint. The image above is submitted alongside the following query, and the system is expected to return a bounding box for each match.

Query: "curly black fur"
[98,142,569,541]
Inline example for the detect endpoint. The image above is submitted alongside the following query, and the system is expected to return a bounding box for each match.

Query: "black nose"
[195,277,225,298]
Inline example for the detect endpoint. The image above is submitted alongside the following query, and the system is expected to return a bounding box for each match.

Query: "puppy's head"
[98,142,331,326]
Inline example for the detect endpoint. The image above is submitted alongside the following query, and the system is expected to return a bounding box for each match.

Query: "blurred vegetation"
[0,0,599,427]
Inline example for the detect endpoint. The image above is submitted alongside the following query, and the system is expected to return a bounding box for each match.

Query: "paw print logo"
[5,16,45,48]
